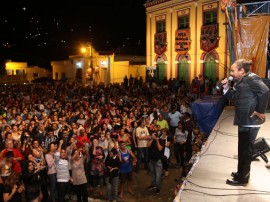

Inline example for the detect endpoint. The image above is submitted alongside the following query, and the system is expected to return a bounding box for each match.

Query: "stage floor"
[176,106,270,202]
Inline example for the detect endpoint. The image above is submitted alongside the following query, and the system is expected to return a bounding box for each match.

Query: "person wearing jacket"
[222,59,270,186]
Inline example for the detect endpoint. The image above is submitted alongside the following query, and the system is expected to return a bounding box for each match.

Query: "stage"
[174,106,270,202]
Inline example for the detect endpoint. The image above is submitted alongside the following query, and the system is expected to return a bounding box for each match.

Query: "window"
[156,20,166,33]
[55,72,58,80]
[178,16,189,29]
[33,73,38,78]
[203,10,217,25]
[6,70,14,75]
[16,69,25,75]
[61,73,66,79]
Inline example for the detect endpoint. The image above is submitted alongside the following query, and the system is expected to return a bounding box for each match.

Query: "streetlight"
[80,43,93,86]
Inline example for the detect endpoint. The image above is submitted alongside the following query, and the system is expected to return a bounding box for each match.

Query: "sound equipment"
[252,137,270,163]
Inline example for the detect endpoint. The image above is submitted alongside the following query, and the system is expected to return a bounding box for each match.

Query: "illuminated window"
[178,16,189,29]
[156,20,166,33]
[203,10,217,25]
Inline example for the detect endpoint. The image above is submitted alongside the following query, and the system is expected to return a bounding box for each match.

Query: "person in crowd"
[174,122,188,168]
[149,108,159,124]
[159,105,170,124]
[118,141,137,198]
[89,138,105,196]
[70,148,89,202]
[22,152,48,201]
[182,113,194,162]
[130,121,138,152]
[146,132,165,195]
[190,78,199,100]
[168,106,182,136]
[23,160,43,202]
[118,127,132,150]
[74,127,90,150]
[45,142,57,202]
[0,151,14,182]
[105,148,120,202]
[180,100,192,115]
[221,59,270,186]
[156,114,169,130]
[3,172,24,202]
[98,132,109,158]
[135,119,150,173]
[55,140,70,202]
[159,128,171,177]
[44,128,58,153]
[0,140,24,174]
[31,139,45,164]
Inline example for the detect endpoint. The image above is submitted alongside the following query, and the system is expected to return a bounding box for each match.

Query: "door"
[178,61,188,85]
[157,62,166,84]
[204,61,216,82]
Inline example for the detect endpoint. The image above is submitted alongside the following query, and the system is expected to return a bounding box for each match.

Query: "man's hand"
[250,111,265,120]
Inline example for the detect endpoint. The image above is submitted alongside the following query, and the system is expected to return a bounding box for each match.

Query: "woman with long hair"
[23,160,43,202]
[3,172,24,202]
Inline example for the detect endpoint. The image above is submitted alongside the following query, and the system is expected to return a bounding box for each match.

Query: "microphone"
[216,76,233,90]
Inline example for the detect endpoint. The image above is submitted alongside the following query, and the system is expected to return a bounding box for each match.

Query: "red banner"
[175,29,191,54]
[200,24,219,52]
[154,32,167,55]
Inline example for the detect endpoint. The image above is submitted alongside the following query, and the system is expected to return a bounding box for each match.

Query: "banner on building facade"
[175,29,191,54]
[235,16,270,77]
[154,32,167,55]
[200,24,219,52]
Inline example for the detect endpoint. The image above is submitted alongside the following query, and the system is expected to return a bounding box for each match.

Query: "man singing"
[222,59,269,186]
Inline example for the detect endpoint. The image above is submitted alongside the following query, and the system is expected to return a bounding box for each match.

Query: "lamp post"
[80,43,93,86]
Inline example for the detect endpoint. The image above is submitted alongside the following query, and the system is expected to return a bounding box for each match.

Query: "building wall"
[145,0,228,85]
[129,65,147,81]
[3,61,50,83]
[26,66,50,82]
[5,62,27,75]
[51,60,75,81]
[111,61,129,84]
[52,47,146,86]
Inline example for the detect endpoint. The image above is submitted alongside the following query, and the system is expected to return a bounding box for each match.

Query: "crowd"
[0,75,211,202]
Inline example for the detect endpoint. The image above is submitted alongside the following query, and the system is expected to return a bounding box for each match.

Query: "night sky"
[0,0,147,68]
[0,0,264,69]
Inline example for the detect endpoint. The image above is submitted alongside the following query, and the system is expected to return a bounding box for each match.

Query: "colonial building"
[145,0,229,85]
[51,45,146,86]
[1,61,50,84]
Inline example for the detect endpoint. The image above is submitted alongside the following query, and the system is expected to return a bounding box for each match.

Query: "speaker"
[252,137,270,163]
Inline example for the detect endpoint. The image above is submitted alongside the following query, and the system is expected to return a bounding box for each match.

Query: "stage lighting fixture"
[252,137,270,163]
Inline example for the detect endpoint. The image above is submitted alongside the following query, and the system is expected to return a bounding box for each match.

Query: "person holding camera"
[147,132,165,195]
